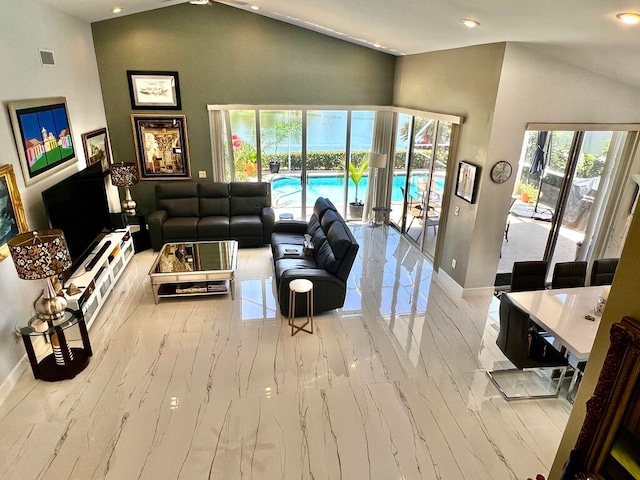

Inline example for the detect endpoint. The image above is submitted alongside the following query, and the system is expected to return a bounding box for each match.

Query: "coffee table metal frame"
[149,240,238,304]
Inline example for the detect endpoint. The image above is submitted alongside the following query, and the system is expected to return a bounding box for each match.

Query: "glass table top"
[150,240,238,275]
[15,310,79,337]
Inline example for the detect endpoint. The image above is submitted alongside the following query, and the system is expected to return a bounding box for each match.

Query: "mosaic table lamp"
[110,162,139,216]
[9,229,72,322]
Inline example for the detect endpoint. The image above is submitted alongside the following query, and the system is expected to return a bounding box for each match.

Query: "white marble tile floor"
[0,226,571,479]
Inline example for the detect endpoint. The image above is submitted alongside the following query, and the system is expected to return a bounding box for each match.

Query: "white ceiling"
[40,0,640,88]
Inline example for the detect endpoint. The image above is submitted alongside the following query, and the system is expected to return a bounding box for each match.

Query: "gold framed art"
[131,114,191,180]
[0,164,28,262]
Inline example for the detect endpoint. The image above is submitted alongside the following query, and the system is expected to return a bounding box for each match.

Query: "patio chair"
[401,187,439,234]
[551,261,587,289]
[487,294,569,400]
[590,257,619,286]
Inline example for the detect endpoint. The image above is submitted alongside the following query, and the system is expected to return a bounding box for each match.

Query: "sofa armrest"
[272,220,308,234]
[148,209,168,251]
[262,206,275,244]
[277,268,347,316]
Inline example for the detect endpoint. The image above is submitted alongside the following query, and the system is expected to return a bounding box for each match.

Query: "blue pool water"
[272,173,445,207]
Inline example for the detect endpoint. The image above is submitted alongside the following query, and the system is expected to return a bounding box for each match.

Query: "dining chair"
[487,294,569,400]
[590,258,619,286]
[510,260,548,292]
[551,261,587,289]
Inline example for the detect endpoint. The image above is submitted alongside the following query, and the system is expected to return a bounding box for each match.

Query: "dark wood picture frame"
[0,164,29,262]
[81,128,111,172]
[131,114,191,180]
[564,316,640,480]
[127,70,181,110]
[455,161,479,204]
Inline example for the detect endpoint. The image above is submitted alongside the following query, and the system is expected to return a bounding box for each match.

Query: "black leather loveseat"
[148,181,275,250]
[271,198,359,316]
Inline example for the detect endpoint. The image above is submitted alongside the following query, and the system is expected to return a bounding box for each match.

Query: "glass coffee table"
[149,240,238,304]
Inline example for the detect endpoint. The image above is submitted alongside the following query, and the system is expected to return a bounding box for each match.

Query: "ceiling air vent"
[39,48,55,67]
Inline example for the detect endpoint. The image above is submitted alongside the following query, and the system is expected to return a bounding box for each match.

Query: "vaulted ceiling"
[41,0,640,88]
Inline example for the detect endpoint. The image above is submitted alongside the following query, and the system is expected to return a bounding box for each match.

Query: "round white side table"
[288,278,314,336]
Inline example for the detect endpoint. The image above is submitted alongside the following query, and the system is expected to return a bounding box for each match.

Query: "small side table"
[16,308,92,382]
[288,279,314,336]
[371,206,392,226]
[131,212,150,252]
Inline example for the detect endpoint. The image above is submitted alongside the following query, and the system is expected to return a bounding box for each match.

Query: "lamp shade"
[369,153,388,169]
[110,162,139,187]
[8,229,72,280]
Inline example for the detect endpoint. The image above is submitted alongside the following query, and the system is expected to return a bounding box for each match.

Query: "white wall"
[465,42,640,289]
[0,0,107,401]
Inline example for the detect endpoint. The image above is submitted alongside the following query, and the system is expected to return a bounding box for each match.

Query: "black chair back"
[511,260,548,292]
[497,294,569,370]
[497,295,531,369]
[551,261,587,289]
[591,258,619,286]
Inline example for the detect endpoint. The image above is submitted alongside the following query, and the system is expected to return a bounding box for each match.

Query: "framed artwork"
[455,161,479,204]
[127,71,181,110]
[0,164,28,262]
[81,128,111,172]
[8,97,77,187]
[131,114,191,180]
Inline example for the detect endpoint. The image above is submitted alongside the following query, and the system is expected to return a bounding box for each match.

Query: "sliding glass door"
[389,113,453,260]
[220,108,375,221]
[500,129,618,281]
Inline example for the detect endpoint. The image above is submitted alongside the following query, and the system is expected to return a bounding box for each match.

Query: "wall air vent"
[39,48,55,67]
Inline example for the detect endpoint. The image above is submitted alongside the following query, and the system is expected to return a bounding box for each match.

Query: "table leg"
[21,334,40,379]
[230,277,235,300]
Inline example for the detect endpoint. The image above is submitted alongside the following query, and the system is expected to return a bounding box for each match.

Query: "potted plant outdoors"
[264,117,302,174]
[348,158,369,219]
[516,182,539,204]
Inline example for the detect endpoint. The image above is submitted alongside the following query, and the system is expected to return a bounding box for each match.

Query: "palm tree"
[349,158,369,205]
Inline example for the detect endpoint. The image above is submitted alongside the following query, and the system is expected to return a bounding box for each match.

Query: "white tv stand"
[65,228,134,329]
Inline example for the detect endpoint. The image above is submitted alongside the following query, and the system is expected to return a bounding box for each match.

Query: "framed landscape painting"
[8,97,77,186]
[455,161,479,204]
[131,114,191,180]
[0,164,28,262]
[81,128,111,172]
[127,71,181,110]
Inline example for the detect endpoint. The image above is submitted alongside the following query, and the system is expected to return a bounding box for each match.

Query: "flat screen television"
[42,162,112,270]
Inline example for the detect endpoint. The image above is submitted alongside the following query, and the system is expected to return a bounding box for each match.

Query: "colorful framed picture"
[455,161,479,204]
[0,164,28,262]
[81,128,111,172]
[8,97,77,187]
[127,71,181,110]
[131,114,191,180]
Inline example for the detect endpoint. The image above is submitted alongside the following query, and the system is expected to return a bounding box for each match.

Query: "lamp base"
[121,199,137,216]
[35,277,67,322]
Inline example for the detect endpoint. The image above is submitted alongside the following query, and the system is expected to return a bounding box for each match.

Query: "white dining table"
[506,286,607,362]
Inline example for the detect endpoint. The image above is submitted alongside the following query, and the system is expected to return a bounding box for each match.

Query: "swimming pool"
[271,173,445,207]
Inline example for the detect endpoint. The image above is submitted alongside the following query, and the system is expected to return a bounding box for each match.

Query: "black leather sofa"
[148,181,275,250]
[271,198,359,316]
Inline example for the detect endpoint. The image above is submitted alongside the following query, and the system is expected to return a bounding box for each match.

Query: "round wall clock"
[490,161,512,184]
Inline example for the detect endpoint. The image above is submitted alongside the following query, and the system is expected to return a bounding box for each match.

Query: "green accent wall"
[91,2,395,214]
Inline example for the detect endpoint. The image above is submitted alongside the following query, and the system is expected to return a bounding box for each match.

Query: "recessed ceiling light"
[250,5,259,10]
[461,18,480,28]
[616,12,640,25]
[373,43,382,48]
[112,6,122,13]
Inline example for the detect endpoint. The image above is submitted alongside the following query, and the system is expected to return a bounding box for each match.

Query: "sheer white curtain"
[363,110,395,222]
[208,109,227,182]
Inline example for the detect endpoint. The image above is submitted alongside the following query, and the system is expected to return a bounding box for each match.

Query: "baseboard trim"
[435,269,463,299]
[0,355,27,406]
[462,286,496,298]
[435,270,495,299]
